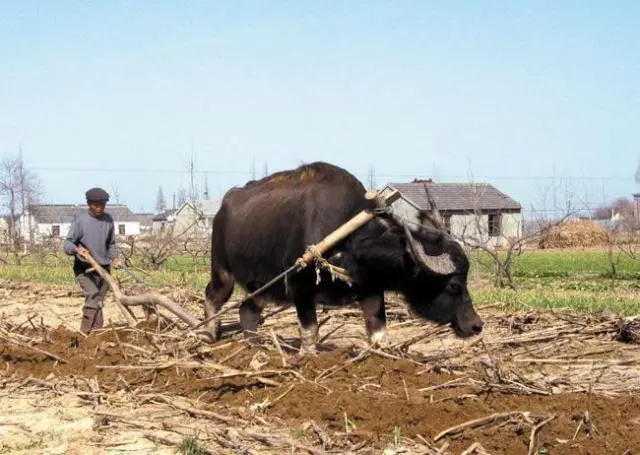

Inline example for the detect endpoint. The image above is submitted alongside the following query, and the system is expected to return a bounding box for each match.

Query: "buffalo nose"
[472,321,483,334]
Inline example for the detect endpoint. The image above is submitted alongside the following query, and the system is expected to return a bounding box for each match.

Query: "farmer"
[63,187,121,333]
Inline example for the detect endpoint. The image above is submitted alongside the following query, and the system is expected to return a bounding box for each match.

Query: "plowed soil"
[1,280,640,454]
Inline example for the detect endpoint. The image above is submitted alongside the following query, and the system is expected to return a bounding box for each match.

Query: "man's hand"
[75,246,90,259]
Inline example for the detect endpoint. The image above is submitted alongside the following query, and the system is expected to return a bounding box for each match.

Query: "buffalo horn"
[403,224,457,275]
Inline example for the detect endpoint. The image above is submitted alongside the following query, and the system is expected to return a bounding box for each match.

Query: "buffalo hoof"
[298,325,319,348]
[298,343,318,356]
[203,330,219,344]
[243,330,263,346]
[369,329,391,349]
[205,322,221,343]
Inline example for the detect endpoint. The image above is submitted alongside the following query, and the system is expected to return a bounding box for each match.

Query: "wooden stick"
[434,411,539,442]
[76,252,137,326]
[267,384,296,408]
[461,442,487,455]
[109,320,127,360]
[145,433,216,455]
[528,414,556,455]
[146,394,242,424]
[270,329,287,367]
[299,189,401,264]
[78,251,203,329]
[115,292,201,328]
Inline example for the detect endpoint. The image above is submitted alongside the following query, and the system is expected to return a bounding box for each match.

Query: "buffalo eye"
[446,281,462,295]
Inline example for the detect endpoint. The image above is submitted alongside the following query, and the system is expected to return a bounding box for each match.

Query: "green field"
[511,250,640,279]
[1,249,639,316]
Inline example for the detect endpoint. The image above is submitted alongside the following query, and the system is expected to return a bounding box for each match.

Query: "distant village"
[2,177,638,251]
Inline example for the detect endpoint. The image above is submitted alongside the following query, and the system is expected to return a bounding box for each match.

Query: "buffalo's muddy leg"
[359,291,389,347]
[204,269,234,342]
[295,296,318,354]
[239,299,265,343]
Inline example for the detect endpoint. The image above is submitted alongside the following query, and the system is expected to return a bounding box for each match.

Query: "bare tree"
[0,152,43,247]
[579,187,629,282]
[592,197,634,220]
[185,151,199,203]
[156,185,167,213]
[176,187,187,207]
[458,206,573,290]
[616,230,640,262]
[368,164,376,190]
[120,214,209,271]
[429,179,575,291]
[202,175,210,200]
[604,201,640,275]
[120,231,180,270]
[618,166,640,262]
[111,184,121,204]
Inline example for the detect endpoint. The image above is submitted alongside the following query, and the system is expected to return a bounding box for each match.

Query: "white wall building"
[151,208,178,234]
[380,179,523,249]
[17,204,141,243]
[172,199,221,237]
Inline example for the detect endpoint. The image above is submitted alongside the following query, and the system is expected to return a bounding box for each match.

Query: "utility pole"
[368,164,376,190]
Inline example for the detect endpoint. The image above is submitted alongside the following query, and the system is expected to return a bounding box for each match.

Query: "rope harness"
[296,244,353,286]
[297,207,393,286]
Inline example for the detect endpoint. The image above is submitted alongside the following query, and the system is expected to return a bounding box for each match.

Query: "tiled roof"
[152,208,178,221]
[176,200,221,218]
[27,204,139,223]
[387,182,522,212]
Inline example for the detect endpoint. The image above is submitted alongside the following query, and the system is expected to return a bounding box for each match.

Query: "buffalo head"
[398,217,483,338]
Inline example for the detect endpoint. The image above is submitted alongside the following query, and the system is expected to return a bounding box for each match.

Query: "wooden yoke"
[299,189,401,265]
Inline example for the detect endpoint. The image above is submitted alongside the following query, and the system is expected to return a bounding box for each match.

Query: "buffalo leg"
[204,269,234,341]
[239,299,265,342]
[359,291,389,346]
[295,296,318,354]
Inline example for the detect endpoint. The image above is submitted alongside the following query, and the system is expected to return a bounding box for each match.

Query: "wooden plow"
[79,189,401,341]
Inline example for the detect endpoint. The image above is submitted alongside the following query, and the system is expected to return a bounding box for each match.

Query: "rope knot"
[302,245,352,286]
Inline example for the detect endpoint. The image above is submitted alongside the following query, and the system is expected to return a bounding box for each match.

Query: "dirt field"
[1,279,640,454]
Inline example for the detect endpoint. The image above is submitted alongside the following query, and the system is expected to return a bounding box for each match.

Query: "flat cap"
[85,187,110,202]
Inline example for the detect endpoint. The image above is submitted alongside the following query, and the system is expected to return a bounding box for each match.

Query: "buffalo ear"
[418,210,447,232]
[418,230,445,253]
[403,225,456,276]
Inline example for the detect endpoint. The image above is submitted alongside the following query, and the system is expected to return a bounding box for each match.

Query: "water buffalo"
[204,161,483,351]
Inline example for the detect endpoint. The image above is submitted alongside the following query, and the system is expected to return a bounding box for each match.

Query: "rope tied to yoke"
[296,244,353,286]
[293,206,393,287]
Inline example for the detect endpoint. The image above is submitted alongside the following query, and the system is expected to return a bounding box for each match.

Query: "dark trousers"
[75,261,110,333]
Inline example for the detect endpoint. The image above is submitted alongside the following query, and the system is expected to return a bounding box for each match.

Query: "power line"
[30,166,630,182]
[31,166,248,175]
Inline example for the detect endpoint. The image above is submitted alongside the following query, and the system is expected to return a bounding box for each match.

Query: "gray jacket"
[63,212,117,266]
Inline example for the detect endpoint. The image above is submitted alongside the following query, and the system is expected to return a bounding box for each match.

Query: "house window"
[118,224,126,235]
[488,213,502,236]
[52,225,60,237]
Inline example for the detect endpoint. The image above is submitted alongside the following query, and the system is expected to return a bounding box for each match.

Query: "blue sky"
[1,1,638,215]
